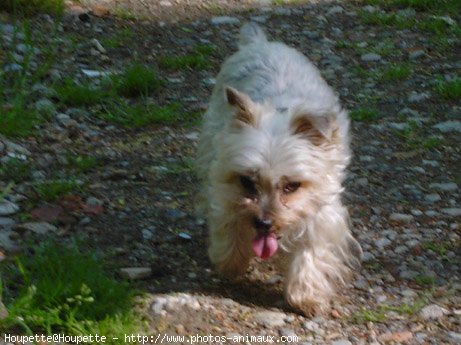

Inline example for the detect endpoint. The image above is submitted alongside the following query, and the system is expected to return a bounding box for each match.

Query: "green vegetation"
[0,0,64,15]
[0,158,32,183]
[66,154,99,174]
[413,275,436,286]
[102,101,181,127]
[0,241,142,339]
[0,23,57,137]
[351,299,425,323]
[109,63,164,98]
[54,79,109,107]
[159,45,215,71]
[349,107,379,122]
[363,0,460,15]
[101,28,134,49]
[434,77,461,101]
[33,179,81,201]
[395,120,444,150]
[381,63,412,81]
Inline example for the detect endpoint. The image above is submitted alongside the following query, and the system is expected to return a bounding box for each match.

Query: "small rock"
[425,193,441,203]
[279,328,297,337]
[253,310,286,328]
[0,217,15,227]
[378,331,412,343]
[332,340,352,345]
[419,304,449,320]
[35,98,56,117]
[327,6,344,16]
[56,113,72,126]
[429,182,458,192]
[211,16,240,25]
[375,237,391,248]
[389,213,414,224]
[409,50,425,60]
[119,267,152,280]
[14,222,57,235]
[361,53,381,62]
[86,196,102,206]
[178,232,192,240]
[142,229,153,240]
[448,332,461,342]
[90,38,106,54]
[408,91,430,102]
[433,120,461,133]
[441,208,461,217]
[2,138,31,155]
[0,200,19,216]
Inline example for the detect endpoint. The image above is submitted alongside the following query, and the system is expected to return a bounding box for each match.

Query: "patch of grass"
[395,120,441,149]
[358,10,415,29]
[101,101,181,127]
[109,63,163,98]
[413,275,436,286]
[33,179,81,202]
[421,241,449,257]
[112,7,138,20]
[381,63,412,81]
[351,299,425,324]
[434,76,461,101]
[351,308,387,323]
[0,102,40,137]
[101,28,134,49]
[418,16,461,36]
[349,107,379,122]
[66,154,99,174]
[159,45,214,71]
[363,0,460,15]
[0,158,32,183]
[0,240,142,339]
[1,23,58,137]
[54,79,109,107]
[1,0,64,15]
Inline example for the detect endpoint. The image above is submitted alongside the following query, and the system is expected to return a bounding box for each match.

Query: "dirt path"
[1,0,460,344]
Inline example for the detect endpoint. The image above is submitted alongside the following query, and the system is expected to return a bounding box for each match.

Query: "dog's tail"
[238,22,267,47]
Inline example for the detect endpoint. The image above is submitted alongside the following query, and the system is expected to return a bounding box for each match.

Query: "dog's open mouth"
[252,232,278,259]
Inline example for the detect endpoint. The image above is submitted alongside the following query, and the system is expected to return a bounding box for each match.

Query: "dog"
[196,23,362,315]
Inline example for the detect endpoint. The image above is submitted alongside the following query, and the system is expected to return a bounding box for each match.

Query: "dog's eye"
[283,182,301,194]
[240,175,257,195]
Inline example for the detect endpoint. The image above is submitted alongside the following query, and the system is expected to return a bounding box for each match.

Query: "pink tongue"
[252,233,278,259]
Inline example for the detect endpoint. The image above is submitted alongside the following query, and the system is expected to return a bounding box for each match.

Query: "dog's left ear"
[224,86,255,127]
[291,112,335,146]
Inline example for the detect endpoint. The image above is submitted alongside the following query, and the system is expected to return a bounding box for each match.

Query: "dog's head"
[209,86,350,259]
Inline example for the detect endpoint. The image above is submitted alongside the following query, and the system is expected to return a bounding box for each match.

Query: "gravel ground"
[1,0,460,344]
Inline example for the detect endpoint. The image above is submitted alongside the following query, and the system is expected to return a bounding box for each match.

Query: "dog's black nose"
[254,217,273,232]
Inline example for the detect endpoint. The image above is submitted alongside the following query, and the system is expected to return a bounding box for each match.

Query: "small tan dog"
[196,23,362,315]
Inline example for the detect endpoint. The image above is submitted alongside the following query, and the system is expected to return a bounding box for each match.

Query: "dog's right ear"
[225,86,255,127]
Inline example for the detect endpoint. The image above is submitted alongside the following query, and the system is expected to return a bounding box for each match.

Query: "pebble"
[375,237,391,248]
[253,311,286,328]
[409,50,425,59]
[408,91,430,102]
[211,16,240,25]
[441,208,461,217]
[0,200,19,216]
[331,340,352,345]
[389,213,414,224]
[425,193,441,203]
[14,222,57,235]
[361,53,381,62]
[0,217,15,227]
[448,332,461,341]
[327,6,344,16]
[433,120,461,133]
[119,267,152,280]
[35,98,56,117]
[429,182,458,192]
[419,304,449,320]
